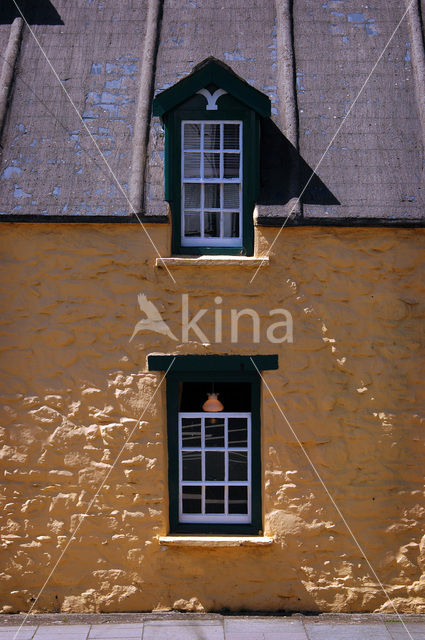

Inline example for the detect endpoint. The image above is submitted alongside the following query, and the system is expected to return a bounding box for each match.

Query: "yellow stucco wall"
[0,223,424,613]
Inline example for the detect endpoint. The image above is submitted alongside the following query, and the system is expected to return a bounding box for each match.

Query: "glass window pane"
[184,123,201,149]
[184,183,201,209]
[204,153,220,178]
[228,451,248,481]
[204,123,220,149]
[205,418,224,447]
[228,418,248,447]
[222,212,239,238]
[223,153,240,178]
[184,152,201,178]
[182,486,202,514]
[223,183,240,209]
[205,486,225,513]
[204,212,220,237]
[228,486,248,514]
[205,451,225,481]
[182,451,201,481]
[204,183,220,208]
[224,123,240,149]
[182,418,202,448]
[184,213,201,237]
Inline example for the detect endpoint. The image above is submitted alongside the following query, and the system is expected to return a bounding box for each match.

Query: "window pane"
[224,123,240,149]
[182,451,201,481]
[184,123,201,149]
[184,213,201,237]
[182,486,202,514]
[228,418,248,447]
[228,486,248,514]
[228,451,248,481]
[205,486,225,513]
[184,152,201,178]
[204,212,220,237]
[222,212,239,238]
[204,183,220,208]
[204,123,220,149]
[204,153,220,178]
[205,418,225,447]
[223,183,240,209]
[205,451,225,481]
[223,153,240,178]
[184,183,201,209]
[182,418,202,448]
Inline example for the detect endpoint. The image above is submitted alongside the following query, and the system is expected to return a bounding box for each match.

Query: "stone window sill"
[155,256,270,268]
[158,535,274,547]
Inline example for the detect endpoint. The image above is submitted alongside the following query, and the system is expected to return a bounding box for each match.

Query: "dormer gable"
[153,57,271,118]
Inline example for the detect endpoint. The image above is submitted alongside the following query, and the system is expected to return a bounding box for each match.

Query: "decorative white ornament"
[196,88,227,110]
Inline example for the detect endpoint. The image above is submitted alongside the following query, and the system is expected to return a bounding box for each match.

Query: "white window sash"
[178,412,251,524]
[181,121,243,247]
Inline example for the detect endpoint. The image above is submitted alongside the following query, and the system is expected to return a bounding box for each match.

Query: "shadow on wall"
[0,0,64,24]
[259,118,340,207]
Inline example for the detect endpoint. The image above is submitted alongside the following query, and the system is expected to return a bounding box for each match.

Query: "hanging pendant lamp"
[202,392,224,412]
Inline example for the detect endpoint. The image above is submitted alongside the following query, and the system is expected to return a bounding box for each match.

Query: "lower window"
[166,374,262,535]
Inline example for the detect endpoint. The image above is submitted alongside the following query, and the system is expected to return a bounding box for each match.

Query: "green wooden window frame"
[163,94,259,256]
[152,60,272,256]
[148,355,277,535]
[166,370,262,534]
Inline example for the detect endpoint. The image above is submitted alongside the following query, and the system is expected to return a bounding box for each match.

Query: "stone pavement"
[0,614,424,640]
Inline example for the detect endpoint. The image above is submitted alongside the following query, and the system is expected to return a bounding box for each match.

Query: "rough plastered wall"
[0,223,424,613]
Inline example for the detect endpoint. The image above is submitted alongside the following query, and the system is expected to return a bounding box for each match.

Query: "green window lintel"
[147,354,278,373]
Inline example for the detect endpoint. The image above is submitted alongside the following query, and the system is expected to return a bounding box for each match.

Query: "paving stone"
[263,635,307,640]
[32,628,90,640]
[224,619,305,632]
[386,632,424,640]
[33,634,89,640]
[88,626,142,639]
[304,623,392,640]
[144,620,222,626]
[37,624,91,637]
[0,628,37,632]
[386,622,425,631]
[143,621,224,640]
[225,632,308,640]
[90,627,142,629]
[0,631,36,640]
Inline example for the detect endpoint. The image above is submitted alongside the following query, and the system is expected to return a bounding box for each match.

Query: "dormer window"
[153,58,271,256]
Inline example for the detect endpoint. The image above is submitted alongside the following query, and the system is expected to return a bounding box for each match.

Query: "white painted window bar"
[179,412,251,524]
[181,121,243,246]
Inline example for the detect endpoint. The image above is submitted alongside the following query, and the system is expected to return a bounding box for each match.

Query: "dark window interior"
[178,381,251,412]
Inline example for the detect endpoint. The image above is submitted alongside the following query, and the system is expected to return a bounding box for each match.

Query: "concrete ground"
[0,614,424,640]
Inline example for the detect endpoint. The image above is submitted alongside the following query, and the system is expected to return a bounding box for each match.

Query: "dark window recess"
[167,374,262,534]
